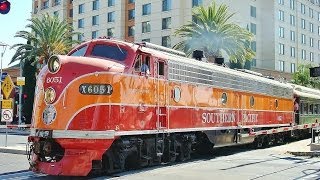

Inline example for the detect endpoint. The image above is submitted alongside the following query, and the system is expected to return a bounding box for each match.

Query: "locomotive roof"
[77,39,292,91]
[157,50,293,90]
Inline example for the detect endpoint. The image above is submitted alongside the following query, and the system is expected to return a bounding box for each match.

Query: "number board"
[79,84,113,95]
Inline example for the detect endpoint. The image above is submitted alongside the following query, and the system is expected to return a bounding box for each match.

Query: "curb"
[287,151,320,157]
[0,148,26,155]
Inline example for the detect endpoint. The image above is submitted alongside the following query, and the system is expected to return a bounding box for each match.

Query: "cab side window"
[134,55,150,74]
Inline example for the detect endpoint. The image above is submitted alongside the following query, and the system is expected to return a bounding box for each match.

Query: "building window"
[42,0,49,9]
[278,10,284,21]
[279,27,284,38]
[251,41,256,52]
[301,34,306,44]
[290,15,295,26]
[92,31,98,39]
[162,36,171,47]
[162,17,171,30]
[93,0,99,10]
[128,0,135,4]
[128,26,135,37]
[107,28,114,37]
[79,4,84,14]
[69,9,73,17]
[310,37,314,47]
[301,18,305,29]
[250,6,256,18]
[128,9,135,20]
[290,30,295,41]
[53,0,61,6]
[318,40,320,50]
[302,49,306,60]
[290,0,295,10]
[142,38,150,42]
[301,4,305,14]
[291,63,296,73]
[108,0,115,7]
[192,0,203,7]
[279,61,285,72]
[250,23,256,35]
[77,34,84,41]
[92,15,99,26]
[142,21,151,33]
[309,8,313,18]
[251,59,256,67]
[318,12,320,21]
[108,12,115,22]
[53,11,59,17]
[310,23,314,32]
[318,26,320,35]
[290,47,295,57]
[78,18,84,28]
[162,0,171,11]
[142,3,151,15]
[310,52,314,61]
[279,43,284,55]
[278,0,284,4]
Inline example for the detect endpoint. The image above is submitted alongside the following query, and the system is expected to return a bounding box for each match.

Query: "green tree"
[292,64,320,89]
[10,14,81,123]
[174,2,255,65]
[10,14,80,65]
[22,60,37,124]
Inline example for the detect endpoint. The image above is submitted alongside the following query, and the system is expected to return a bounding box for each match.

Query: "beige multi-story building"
[32,0,320,75]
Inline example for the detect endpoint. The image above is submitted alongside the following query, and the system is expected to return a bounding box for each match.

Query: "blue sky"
[0,0,31,68]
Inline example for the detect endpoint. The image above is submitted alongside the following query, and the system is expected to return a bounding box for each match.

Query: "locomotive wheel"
[176,140,192,162]
[267,134,276,146]
[276,133,285,144]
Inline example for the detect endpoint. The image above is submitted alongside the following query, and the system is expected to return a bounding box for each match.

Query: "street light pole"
[0,43,8,102]
[18,61,23,125]
[0,43,8,147]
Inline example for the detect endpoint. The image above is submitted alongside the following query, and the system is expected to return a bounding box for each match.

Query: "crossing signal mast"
[0,0,10,15]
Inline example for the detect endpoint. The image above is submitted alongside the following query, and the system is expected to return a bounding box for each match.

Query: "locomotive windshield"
[90,44,128,61]
[69,45,88,57]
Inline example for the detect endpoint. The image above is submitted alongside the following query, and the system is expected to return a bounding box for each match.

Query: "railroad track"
[0,170,46,180]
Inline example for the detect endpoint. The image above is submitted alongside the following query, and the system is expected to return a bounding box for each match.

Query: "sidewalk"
[255,138,320,157]
[0,134,28,155]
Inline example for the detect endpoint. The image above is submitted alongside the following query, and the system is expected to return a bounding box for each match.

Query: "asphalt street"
[0,143,319,180]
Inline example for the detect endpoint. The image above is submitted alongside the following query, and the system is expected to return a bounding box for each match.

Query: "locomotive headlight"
[44,87,56,104]
[47,55,61,74]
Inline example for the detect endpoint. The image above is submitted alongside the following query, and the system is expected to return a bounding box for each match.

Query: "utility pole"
[18,61,23,125]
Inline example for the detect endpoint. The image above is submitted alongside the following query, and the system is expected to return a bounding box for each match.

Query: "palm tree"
[10,14,81,124]
[10,14,81,65]
[174,2,255,65]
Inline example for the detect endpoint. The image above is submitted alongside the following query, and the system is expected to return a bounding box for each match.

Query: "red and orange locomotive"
[28,38,311,176]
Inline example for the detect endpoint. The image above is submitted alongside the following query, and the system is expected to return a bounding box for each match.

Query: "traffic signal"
[0,0,10,15]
